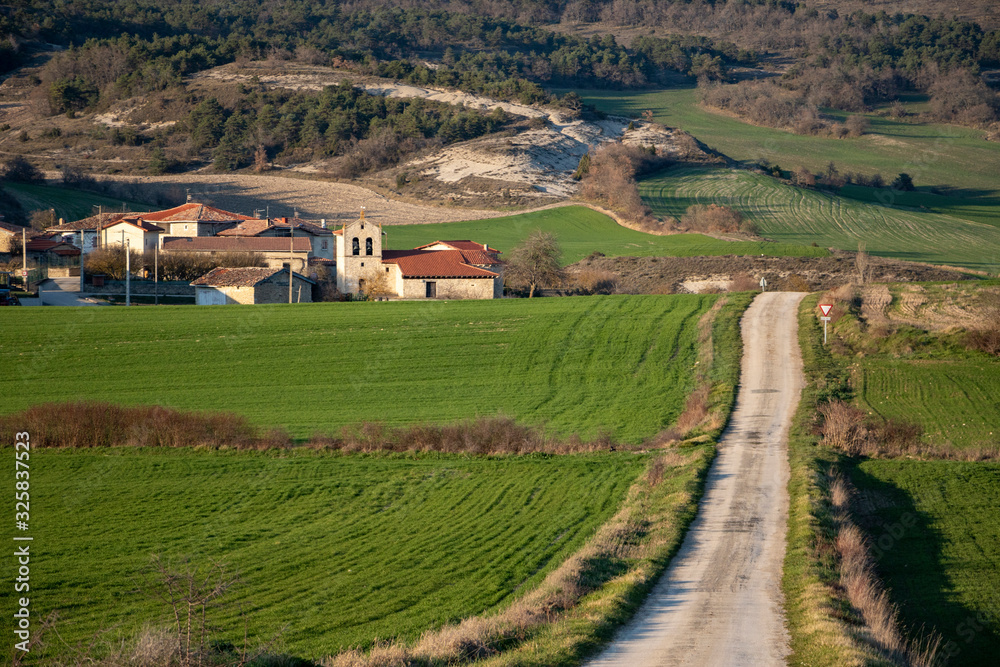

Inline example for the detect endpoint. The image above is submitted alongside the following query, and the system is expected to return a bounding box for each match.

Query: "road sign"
[759,277,767,291]
[819,303,833,317]
[20,269,28,277]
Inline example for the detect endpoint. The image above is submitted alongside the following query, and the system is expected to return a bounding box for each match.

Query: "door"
[425,281,436,298]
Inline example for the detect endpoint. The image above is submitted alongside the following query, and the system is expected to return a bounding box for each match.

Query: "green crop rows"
[4,182,153,222]
[0,295,717,443]
[856,360,1000,449]
[849,460,1000,665]
[0,449,645,661]
[639,166,1000,272]
[384,205,827,265]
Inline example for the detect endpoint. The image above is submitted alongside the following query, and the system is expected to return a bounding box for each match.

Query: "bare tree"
[360,266,395,300]
[141,555,239,667]
[855,241,872,285]
[505,230,565,298]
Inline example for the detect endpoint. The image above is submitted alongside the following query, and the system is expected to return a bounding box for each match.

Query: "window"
[321,240,328,250]
[352,237,360,255]
[365,238,373,255]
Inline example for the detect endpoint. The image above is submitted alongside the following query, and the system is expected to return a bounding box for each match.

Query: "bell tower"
[336,207,382,294]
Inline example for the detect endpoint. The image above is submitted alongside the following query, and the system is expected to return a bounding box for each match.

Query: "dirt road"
[588,291,806,666]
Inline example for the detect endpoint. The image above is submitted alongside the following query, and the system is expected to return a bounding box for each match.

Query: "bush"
[1,155,43,183]
[84,246,145,280]
[680,203,744,234]
[155,251,267,281]
[0,401,289,450]
[965,310,1000,356]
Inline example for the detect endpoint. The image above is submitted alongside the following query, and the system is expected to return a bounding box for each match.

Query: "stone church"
[334,213,503,299]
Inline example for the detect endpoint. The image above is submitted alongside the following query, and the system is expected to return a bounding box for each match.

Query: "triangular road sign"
[819,303,833,317]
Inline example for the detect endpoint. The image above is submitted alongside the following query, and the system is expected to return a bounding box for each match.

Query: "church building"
[334,212,503,299]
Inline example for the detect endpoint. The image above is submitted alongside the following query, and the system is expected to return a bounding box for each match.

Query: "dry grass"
[818,399,1000,461]
[828,472,942,667]
[306,416,618,455]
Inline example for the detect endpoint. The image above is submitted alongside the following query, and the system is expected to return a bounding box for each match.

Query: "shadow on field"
[847,463,1000,667]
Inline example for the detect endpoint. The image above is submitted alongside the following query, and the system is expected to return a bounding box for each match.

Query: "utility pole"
[288,221,294,304]
[21,228,27,292]
[125,238,131,306]
[154,243,159,306]
[79,229,85,291]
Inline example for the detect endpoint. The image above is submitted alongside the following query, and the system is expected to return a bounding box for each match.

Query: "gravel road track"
[588,291,806,667]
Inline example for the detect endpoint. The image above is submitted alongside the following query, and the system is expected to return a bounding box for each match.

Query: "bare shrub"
[571,268,618,294]
[156,251,266,281]
[578,143,667,225]
[0,401,290,450]
[855,242,872,285]
[776,273,812,292]
[680,203,744,234]
[818,400,872,455]
[308,416,616,455]
[84,246,146,280]
[965,309,1000,357]
[728,272,759,292]
[845,114,870,137]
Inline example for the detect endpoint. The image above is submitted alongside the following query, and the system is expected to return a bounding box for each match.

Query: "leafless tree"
[505,230,564,298]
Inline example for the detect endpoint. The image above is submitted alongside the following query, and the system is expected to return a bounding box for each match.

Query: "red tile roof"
[139,203,252,223]
[0,221,40,237]
[25,239,80,256]
[48,212,140,232]
[381,249,499,278]
[99,218,164,233]
[191,266,315,287]
[218,218,333,237]
[161,236,312,253]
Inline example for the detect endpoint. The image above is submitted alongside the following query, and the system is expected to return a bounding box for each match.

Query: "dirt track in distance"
[587,291,806,666]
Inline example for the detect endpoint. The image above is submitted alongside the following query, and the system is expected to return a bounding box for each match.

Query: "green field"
[639,166,1000,272]
[3,182,153,222]
[0,295,719,443]
[569,86,1000,207]
[0,448,644,660]
[856,360,1000,449]
[849,460,1000,666]
[385,205,828,264]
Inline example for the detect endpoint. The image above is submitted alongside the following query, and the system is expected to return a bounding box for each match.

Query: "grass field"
[1,448,644,661]
[385,205,828,264]
[848,459,1000,666]
[639,165,1000,272]
[855,360,1000,450]
[568,86,1000,208]
[3,182,153,222]
[0,295,720,444]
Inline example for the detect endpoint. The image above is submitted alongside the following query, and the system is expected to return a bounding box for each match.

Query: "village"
[0,201,504,305]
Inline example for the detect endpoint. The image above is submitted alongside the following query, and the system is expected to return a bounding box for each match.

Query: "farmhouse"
[218,217,335,262]
[0,221,40,253]
[191,267,315,304]
[137,203,251,237]
[23,237,81,277]
[99,218,164,253]
[46,212,132,253]
[335,215,503,299]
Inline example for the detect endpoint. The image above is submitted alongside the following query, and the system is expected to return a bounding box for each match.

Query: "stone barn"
[191,267,315,305]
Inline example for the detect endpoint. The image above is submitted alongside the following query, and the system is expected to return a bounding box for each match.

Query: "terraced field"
[856,360,1000,450]
[640,166,1000,272]
[6,449,645,661]
[386,205,828,265]
[0,295,720,443]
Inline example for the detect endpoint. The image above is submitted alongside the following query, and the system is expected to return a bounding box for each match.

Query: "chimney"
[321,218,326,228]
[59,218,65,225]
[483,242,488,251]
